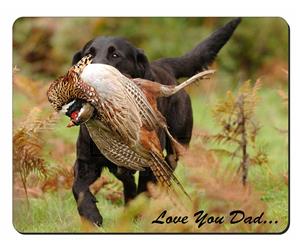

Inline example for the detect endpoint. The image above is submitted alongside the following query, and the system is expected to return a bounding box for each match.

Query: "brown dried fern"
[13,108,58,204]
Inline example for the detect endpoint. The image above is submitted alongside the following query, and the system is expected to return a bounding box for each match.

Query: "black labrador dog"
[71,18,241,226]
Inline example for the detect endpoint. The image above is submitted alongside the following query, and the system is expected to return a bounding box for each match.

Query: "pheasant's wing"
[119,75,163,130]
[86,118,189,198]
[85,119,149,171]
[99,94,141,146]
[80,64,142,146]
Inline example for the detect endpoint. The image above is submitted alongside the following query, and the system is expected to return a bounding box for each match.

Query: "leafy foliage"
[207,80,268,185]
[13,17,288,84]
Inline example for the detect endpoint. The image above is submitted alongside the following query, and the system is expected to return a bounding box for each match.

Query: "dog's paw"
[80,214,103,232]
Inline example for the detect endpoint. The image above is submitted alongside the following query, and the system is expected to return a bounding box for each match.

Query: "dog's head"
[72,36,153,80]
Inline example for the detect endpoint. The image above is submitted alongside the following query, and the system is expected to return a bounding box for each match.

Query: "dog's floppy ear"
[72,39,94,65]
[136,48,154,80]
[72,50,82,65]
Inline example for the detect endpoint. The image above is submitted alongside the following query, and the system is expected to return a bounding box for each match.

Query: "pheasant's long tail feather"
[150,151,190,200]
[160,69,216,97]
[154,110,186,158]
[163,126,186,158]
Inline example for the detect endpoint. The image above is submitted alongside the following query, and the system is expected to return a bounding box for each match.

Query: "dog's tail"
[153,18,241,79]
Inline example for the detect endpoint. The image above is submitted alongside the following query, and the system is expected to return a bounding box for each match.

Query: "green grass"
[13,190,128,233]
[14,191,81,233]
[13,84,289,233]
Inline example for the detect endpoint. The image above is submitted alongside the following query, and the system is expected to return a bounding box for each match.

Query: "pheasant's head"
[61,99,95,127]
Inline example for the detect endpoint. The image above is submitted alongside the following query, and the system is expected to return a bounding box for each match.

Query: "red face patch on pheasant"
[66,111,79,128]
[70,111,79,120]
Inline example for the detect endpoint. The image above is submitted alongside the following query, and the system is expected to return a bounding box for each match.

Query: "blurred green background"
[13,17,288,233]
[13,17,288,82]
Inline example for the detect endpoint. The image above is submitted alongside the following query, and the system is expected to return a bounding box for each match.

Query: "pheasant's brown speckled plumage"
[47,55,214,197]
[47,55,93,112]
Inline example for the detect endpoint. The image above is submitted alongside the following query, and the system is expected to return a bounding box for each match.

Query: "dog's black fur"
[71,18,241,226]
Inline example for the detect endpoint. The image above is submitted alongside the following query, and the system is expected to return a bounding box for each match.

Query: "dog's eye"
[112,53,119,59]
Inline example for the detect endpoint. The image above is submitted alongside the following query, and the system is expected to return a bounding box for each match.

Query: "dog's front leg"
[72,125,104,227]
[72,158,103,227]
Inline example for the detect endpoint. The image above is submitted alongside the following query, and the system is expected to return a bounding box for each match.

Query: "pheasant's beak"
[66,120,76,128]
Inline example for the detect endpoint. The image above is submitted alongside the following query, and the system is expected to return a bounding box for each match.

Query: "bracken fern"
[13,107,58,204]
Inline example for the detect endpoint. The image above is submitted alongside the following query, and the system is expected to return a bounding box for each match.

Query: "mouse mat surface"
[12,17,289,234]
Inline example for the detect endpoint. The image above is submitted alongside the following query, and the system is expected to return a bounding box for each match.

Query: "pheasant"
[47,55,215,197]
